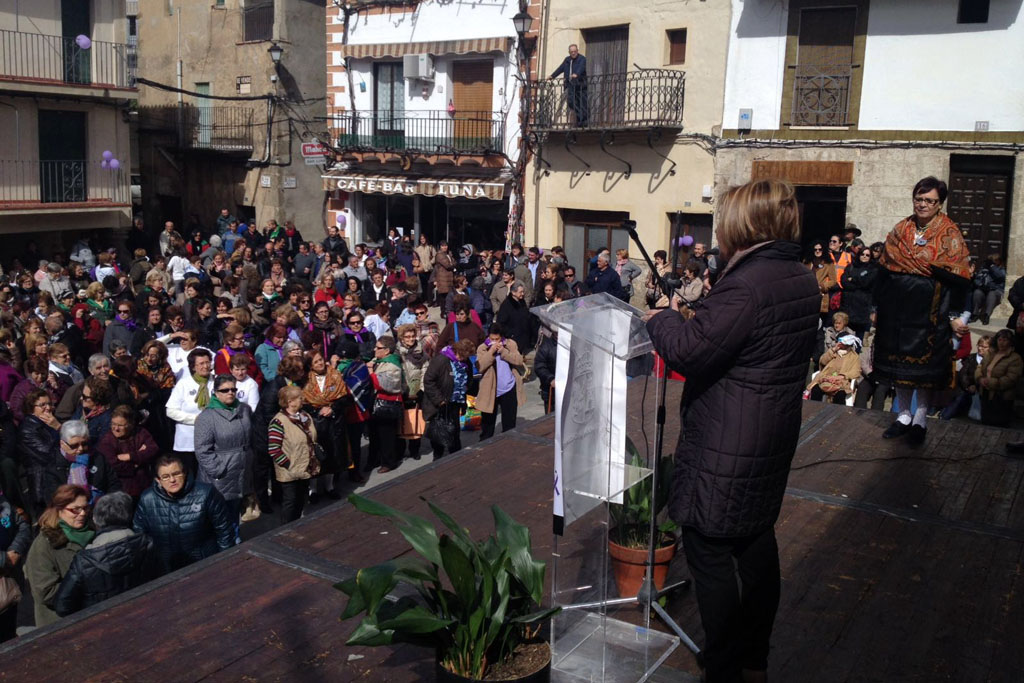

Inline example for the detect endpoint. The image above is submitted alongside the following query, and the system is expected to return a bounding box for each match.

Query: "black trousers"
[681,526,781,683]
[853,375,891,411]
[479,390,518,441]
[346,421,364,472]
[279,480,307,524]
[369,419,400,470]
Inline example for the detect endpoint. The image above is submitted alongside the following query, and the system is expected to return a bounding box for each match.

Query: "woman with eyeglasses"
[24,484,92,626]
[338,310,377,362]
[41,419,120,510]
[873,176,971,445]
[18,388,61,515]
[804,241,836,323]
[304,302,341,362]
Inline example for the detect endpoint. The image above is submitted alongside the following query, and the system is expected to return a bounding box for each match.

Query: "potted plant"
[336,494,560,682]
[607,438,678,598]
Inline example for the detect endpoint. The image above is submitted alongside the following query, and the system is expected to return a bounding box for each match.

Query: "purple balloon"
[101,159,109,169]
[336,213,346,227]
[75,35,91,50]
[680,235,694,247]
[101,150,113,161]
[108,159,120,170]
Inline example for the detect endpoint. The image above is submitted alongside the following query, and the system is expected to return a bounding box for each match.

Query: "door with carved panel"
[451,60,493,151]
[947,155,1015,260]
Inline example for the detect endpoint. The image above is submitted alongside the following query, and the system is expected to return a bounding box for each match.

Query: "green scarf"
[193,373,210,408]
[208,395,237,411]
[378,353,403,368]
[59,520,96,548]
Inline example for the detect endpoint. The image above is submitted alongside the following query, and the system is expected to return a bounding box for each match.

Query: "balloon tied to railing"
[100,150,120,171]
[75,35,92,50]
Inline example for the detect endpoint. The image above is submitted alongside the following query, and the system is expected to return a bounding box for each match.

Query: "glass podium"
[532,294,680,682]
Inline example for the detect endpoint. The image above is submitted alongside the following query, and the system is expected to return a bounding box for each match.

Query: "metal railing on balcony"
[530,69,685,133]
[136,105,255,152]
[0,160,130,207]
[243,2,275,42]
[330,110,505,154]
[0,29,131,88]
[791,64,852,127]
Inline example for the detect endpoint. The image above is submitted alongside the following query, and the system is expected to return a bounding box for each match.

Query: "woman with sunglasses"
[24,483,92,626]
[194,375,254,539]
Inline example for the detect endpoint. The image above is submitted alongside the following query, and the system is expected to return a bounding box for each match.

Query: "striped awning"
[340,36,512,60]
[322,171,507,201]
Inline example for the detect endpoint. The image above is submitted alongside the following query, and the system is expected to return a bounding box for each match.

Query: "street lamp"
[268,42,284,68]
[512,10,533,38]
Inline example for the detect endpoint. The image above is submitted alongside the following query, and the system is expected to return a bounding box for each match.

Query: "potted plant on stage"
[608,438,678,598]
[336,494,560,682]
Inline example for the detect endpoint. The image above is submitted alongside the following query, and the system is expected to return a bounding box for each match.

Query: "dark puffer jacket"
[40,449,122,506]
[646,241,819,538]
[53,527,158,616]
[132,475,234,574]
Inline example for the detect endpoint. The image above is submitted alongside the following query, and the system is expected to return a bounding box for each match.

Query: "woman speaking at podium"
[646,179,819,683]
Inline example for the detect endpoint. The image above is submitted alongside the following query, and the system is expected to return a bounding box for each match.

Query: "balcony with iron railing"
[0,160,130,210]
[0,29,132,90]
[138,105,255,153]
[790,64,852,127]
[529,69,685,133]
[329,110,505,154]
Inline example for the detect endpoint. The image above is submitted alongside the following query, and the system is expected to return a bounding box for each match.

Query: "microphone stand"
[622,220,701,658]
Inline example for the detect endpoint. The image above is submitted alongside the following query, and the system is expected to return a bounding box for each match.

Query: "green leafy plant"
[336,494,560,679]
[608,437,677,548]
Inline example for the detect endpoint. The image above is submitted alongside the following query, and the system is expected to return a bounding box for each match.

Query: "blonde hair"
[278,384,303,406]
[616,248,629,259]
[86,281,105,301]
[715,179,800,258]
[832,311,850,327]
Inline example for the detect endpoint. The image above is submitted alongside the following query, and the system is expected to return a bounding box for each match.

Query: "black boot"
[882,421,910,439]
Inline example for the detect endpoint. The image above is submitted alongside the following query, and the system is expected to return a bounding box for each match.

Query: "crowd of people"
[803,186,1024,435]
[0,212,722,638]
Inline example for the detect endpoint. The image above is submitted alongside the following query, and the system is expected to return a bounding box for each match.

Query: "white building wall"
[336,2,517,45]
[721,0,787,131]
[723,0,1024,133]
[859,0,1024,131]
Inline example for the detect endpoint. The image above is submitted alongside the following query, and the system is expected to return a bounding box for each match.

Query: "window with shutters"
[667,29,687,65]
[958,0,989,23]
[790,7,856,126]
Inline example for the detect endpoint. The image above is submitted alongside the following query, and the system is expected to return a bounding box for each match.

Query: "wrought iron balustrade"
[530,69,685,132]
[0,160,130,206]
[136,106,255,152]
[329,110,505,154]
[0,29,131,88]
[791,65,852,127]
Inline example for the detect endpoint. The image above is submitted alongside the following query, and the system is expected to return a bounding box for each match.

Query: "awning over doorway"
[322,171,507,201]
[339,37,513,60]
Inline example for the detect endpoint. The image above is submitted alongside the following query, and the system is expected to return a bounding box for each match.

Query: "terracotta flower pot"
[608,537,677,599]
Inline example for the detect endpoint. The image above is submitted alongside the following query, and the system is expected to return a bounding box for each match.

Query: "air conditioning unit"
[403,54,434,81]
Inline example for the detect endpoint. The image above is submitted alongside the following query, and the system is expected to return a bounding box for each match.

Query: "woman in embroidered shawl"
[302,349,348,499]
[874,176,971,445]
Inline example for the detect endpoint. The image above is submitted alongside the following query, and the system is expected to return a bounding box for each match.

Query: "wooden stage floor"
[2,381,1024,682]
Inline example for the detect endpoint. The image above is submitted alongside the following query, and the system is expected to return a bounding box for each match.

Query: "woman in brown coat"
[432,241,456,307]
[474,324,525,440]
[807,335,862,404]
[975,329,1023,427]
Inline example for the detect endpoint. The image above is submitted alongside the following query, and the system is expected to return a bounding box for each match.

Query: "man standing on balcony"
[550,44,588,127]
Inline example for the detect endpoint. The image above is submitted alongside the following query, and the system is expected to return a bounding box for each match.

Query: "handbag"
[399,406,425,439]
[372,397,403,421]
[426,405,459,449]
[0,576,22,613]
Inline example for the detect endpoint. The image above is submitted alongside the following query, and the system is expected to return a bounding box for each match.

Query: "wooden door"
[583,26,629,126]
[451,60,493,150]
[61,0,91,84]
[947,155,1015,260]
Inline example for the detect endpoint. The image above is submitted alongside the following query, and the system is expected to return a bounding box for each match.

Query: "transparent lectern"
[532,293,680,682]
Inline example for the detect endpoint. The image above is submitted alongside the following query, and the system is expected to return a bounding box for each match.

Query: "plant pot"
[608,538,677,599]
[435,642,552,683]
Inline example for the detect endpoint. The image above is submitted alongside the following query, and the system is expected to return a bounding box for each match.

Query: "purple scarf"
[345,327,367,343]
[441,345,459,363]
[120,317,137,331]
